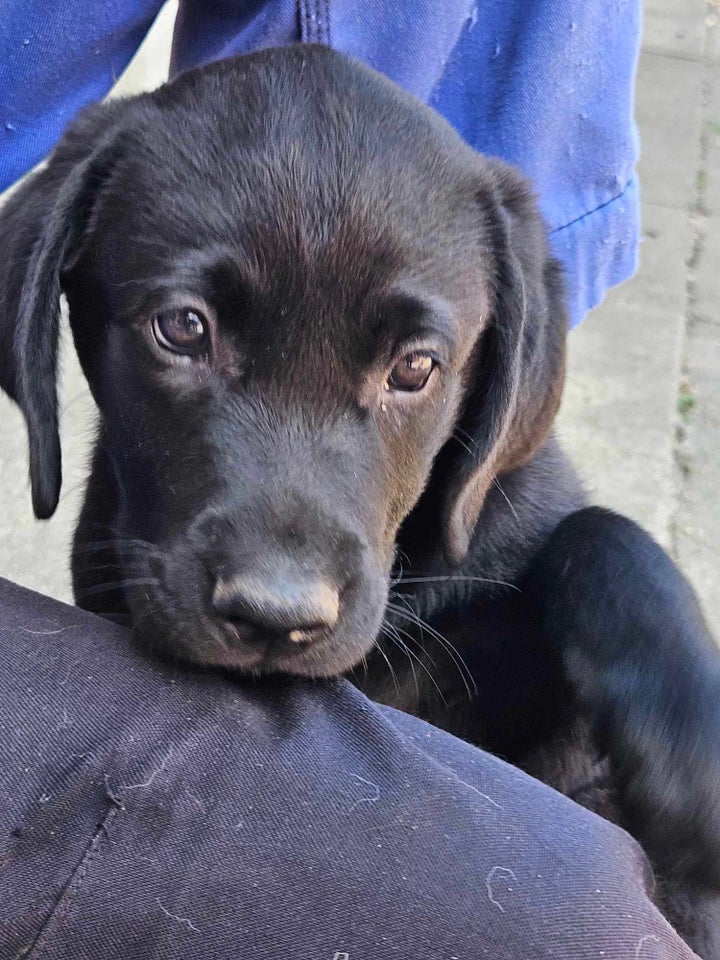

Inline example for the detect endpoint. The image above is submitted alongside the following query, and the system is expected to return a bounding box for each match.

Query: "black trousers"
[0,578,696,958]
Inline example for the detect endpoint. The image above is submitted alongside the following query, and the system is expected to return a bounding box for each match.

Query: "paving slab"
[557,224,687,549]
[0,323,92,602]
[704,50,720,218]
[612,201,696,310]
[636,51,703,210]
[642,0,708,60]
[694,214,720,312]
[674,313,720,635]
[110,0,175,97]
[705,4,720,65]
[674,214,720,635]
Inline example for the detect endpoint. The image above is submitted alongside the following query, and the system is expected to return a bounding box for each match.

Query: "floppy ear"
[442,161,568,566]
[0,102,132,519]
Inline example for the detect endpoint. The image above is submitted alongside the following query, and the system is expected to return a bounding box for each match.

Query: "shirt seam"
[549,179,635,236]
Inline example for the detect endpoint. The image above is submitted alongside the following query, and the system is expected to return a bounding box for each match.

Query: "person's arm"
[0,576,698,958]
[3,0,640,325]
[0,0,165,193]
[171,0,641,325]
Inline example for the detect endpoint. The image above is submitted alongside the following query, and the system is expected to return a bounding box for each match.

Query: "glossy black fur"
[1,46,718,955]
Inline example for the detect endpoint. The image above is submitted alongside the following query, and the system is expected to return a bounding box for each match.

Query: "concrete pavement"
[557,0,720,633]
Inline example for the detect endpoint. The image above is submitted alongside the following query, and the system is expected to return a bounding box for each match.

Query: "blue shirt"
[0,0,641,325]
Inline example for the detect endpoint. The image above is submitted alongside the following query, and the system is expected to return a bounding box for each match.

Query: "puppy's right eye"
[152,308,209,356]
[386,351,435,392]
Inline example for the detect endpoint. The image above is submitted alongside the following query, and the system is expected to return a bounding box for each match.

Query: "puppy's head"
[0,46,566,676]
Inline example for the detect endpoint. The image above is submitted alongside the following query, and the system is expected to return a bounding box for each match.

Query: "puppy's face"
[1,48,564,676]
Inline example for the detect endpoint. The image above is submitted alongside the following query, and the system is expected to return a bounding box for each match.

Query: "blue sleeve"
[424,0,642,326]
[328,0,642,327]
[174,0,642,326]
[0,0,165,193]
[2,0,640,326]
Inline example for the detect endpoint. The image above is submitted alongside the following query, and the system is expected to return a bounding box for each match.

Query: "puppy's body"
[2,46,719,955]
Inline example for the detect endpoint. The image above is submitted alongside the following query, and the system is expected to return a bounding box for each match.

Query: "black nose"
[212,572,340,644]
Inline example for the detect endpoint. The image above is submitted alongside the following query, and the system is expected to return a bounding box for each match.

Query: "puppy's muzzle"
[212,570,340,647]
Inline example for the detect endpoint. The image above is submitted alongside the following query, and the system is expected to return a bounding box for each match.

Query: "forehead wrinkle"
[215,202,406,371]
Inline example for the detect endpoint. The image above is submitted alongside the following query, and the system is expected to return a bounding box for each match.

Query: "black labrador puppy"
[1,46,719,954]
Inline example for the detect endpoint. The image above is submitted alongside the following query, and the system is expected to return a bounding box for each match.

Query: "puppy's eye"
[152,308,209,355]
[386,352,435,392]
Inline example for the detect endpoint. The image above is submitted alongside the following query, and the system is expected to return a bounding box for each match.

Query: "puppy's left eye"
[386,352,436,392]
[153,308,209,355]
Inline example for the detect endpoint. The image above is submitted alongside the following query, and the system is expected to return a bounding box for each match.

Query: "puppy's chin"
[247,636,376,679]
[124,582,382,679]
[135,617,377,679]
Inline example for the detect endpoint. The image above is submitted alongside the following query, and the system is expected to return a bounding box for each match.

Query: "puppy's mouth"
[118,548,387,679]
